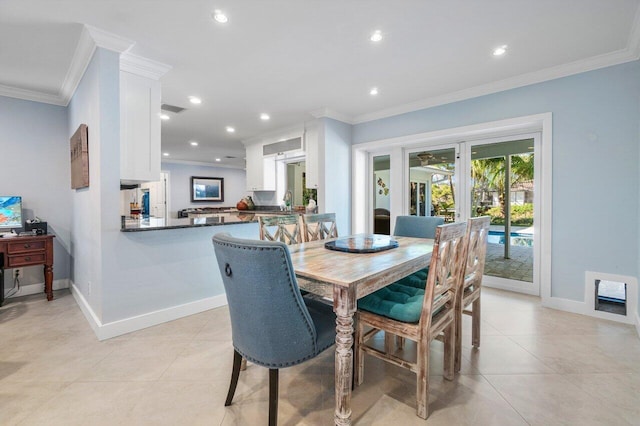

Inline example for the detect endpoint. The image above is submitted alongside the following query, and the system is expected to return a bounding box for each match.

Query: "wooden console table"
[0,234,55,306]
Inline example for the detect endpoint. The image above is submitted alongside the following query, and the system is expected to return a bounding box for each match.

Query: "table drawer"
[7,253,46,267]
[7,240,46,254]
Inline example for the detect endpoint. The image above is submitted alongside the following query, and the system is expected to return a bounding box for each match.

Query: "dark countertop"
[121,212,258,232]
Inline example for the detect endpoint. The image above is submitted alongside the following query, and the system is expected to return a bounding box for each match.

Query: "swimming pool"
[488,230,533,247]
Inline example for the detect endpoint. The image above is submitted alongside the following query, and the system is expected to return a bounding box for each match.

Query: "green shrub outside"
[485,203,533,226]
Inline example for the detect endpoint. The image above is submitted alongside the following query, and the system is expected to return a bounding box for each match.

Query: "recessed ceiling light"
[163,152,170,157]
[215,158,221,162]
[370,87,379,96]
[226,126,235,133]
[212,10,228,24]
[370,30,383,42]
[493,45,508,56]
[260,113,270,121]
[160,114,170,120]
[190,141,198,146]
[189,96,202,104]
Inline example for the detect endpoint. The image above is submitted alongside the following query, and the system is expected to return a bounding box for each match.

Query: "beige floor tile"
[564,373,640,425]
[76,340,188,382]
[0,381,71,426]
[463,335,555,375]
[510,334,640,374]
[485,374,633,425]
[2,287,640,425]
[160,339,235,382]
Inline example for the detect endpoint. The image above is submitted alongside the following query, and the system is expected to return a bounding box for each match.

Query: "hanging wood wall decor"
[70,124,89,189]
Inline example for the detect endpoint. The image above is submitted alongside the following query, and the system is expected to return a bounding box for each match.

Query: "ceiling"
[1,1,639,169]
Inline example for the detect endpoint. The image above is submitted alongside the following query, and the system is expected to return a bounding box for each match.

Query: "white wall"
[353,60,640,305]
[161,162,246,216]
[0,96,72,293]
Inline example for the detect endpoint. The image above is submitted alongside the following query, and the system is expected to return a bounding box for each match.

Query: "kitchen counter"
[121,212,258,232]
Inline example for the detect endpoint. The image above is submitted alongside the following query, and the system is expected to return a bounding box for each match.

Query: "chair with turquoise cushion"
[355,221,468,419]
[393,216,444,288]
[212,233,336,426]
[454,216,490,373]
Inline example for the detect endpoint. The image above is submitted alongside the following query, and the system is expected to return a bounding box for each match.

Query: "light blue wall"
[321,118,353,235]
[0,96,72,291]
[161,162,247,217]
[68,47,121,319]
[353,61,640,303]
[67,48,261,324]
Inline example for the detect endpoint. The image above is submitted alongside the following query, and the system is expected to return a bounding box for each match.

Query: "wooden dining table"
[288,235,434,426]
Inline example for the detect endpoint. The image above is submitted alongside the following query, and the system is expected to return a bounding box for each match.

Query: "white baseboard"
[70,282,228,340]
[541,295,588,316]
[483,275,540,296]
[542,294,638,326]
[5,279,69,298]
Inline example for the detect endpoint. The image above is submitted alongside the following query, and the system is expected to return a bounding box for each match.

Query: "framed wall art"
[191,176,224,202]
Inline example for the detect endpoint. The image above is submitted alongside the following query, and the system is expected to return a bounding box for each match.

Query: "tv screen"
[0,196,23,230]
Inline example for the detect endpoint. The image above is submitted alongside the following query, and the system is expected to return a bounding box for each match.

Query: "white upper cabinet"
[245,143,276,191]
[304,125,319,189]
[120,53,171,183]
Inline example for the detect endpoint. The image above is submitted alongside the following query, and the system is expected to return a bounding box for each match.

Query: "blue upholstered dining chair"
[211,233,336,426]
[393,215,444,239]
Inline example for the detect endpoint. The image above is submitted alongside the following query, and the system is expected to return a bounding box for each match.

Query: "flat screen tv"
[0,196,23,232]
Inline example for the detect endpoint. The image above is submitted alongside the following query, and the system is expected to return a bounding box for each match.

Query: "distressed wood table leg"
[334,285,356,426]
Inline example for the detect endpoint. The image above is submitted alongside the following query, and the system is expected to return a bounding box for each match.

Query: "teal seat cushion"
[395,267,428,289]
[358,283,425,323]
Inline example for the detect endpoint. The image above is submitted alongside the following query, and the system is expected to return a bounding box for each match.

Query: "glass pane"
[408,148,456,221]
[373,155,391,234]
[470,139,534,283]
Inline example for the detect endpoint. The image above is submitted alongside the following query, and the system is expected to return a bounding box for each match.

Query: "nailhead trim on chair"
[216,239,322,367]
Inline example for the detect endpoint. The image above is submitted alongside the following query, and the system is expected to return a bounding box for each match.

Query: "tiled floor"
[1,288,639,425]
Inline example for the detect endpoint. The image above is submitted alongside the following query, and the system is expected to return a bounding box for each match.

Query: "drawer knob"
[24,243,31,248]
[24,256,31,261]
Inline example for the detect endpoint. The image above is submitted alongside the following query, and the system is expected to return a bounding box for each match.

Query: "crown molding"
[120,52,172,80]
[84,25,135,53]
[58,25,100,105]
[353,47,640,124]
[628,4,640,59]
[310,108,354,124]
[0,84,66,106]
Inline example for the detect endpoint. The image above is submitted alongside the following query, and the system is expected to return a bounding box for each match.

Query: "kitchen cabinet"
[245,143,276,191]
[120,53,170,183]
[304,126,319,189]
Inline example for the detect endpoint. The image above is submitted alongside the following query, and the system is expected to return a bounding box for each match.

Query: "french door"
[370,133,541,295]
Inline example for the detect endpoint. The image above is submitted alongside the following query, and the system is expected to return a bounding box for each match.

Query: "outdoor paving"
[485,243,533,282]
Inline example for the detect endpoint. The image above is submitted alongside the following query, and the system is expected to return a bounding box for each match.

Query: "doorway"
[353,114,551,298]
[466,138,536,291]
[373,154,391,234]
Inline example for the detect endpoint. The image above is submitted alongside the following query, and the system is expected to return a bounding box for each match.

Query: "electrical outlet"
[87,281,91,296]
[14,269,22,279]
